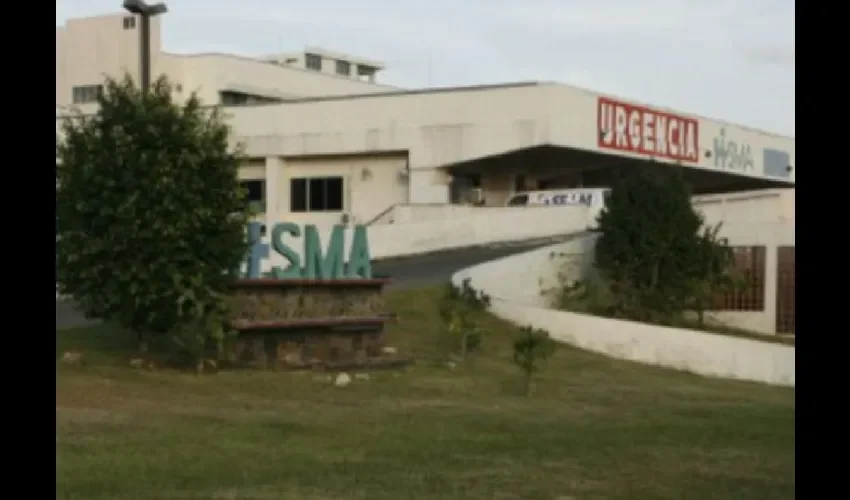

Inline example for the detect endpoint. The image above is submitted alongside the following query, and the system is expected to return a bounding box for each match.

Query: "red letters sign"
[597,97,700,163]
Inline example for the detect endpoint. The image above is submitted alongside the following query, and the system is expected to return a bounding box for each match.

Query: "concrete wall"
[372,204,594,226]
[452,235,795,387]
[693,188,795,334]
[254,206,595,275]
[249,154,409,229]
[694,188,794,225]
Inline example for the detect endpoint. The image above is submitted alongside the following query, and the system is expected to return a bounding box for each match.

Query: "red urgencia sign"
[597,97,700,163]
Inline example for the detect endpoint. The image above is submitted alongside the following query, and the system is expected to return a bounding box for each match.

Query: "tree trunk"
[216,339,224,361]
[649,260,661,291]
[524,372,534,397]
[137,331,149,355]
[460,333,468,359]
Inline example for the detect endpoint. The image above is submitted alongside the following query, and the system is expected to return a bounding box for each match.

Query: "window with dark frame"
[289,177,344,212]
[220,91,282,106]
[305,53,323,71]
[221,92,250,106]
[290,178,307,212]
[123,16,136,29]
[71,85,104,104]
[239,180,266,213]
[335,60,351,76]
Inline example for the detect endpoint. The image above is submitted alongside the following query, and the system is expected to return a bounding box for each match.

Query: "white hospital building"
[56,12,795,336]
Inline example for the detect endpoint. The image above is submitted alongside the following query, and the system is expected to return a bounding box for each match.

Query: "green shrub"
[547,167,738,327]
[56,75,250,370]
[438,278,491,358]
[513,326,555,396]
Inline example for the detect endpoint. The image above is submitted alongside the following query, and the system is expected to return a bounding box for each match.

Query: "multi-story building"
[56,12,395,115]
[57,11,794,230]
[56,10,795,335]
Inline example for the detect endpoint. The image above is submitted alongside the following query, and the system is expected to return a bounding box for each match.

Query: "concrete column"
[408,168,449,203]
[264,156,283,219]
[263,156,284,274]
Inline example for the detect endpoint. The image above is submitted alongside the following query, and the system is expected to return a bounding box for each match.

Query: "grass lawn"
[57,286,795,500]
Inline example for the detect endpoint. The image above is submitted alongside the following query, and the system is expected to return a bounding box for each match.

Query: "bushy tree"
[438,279,491,358]
[593,168,723,321]
[56,76,250,357]
[512,326,555,396]
[688,223,738,327]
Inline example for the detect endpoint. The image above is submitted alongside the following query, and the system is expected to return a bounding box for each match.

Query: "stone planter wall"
[226,279,408,370]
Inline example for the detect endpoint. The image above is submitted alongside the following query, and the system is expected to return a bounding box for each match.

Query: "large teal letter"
[270,222,303,278]
[347,225,372,279]
[303,225,345,279]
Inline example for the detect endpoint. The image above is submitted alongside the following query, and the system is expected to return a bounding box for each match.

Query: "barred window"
[712,246,766,311]
[775,246,795,334]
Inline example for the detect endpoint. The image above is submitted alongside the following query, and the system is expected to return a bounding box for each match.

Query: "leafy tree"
[687,223,739,327]
[593,168,713,321]
[438,279,491,358]
[56,76,250,360]
[512,326,555,396]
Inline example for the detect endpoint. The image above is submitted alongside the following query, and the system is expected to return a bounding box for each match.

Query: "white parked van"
[505,188,611,209]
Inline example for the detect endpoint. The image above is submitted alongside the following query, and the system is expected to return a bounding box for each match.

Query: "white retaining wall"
[259,205,595,273]
[452,235,795,387]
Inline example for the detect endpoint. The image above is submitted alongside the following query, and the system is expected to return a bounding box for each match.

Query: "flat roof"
[55,79,794,140]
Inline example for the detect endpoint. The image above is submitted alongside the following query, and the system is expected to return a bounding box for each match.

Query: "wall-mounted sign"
[244,222,372,280]
[712,128,754,172]
[533,191,597,206]
[597,97,699,163]
[762,148,792,179]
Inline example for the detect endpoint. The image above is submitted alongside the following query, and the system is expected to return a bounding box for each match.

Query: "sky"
[56,0,795,136]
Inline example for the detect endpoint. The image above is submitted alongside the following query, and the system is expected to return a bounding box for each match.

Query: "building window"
[335,60,351,76]
[305,53,322,71]
[240,180,266,213]
[775,246,795,334]
[220,91,282,106]
[123,16,136,29]
[712,246,767,311]
[290,177,343,212]
[71,85,103,104]
[221,91,250,106]
[357,65,377,82]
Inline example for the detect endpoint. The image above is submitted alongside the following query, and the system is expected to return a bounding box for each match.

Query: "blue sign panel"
[763,149,791,179]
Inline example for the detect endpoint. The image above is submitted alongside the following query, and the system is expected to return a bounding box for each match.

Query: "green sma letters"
[245,222,372,279]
